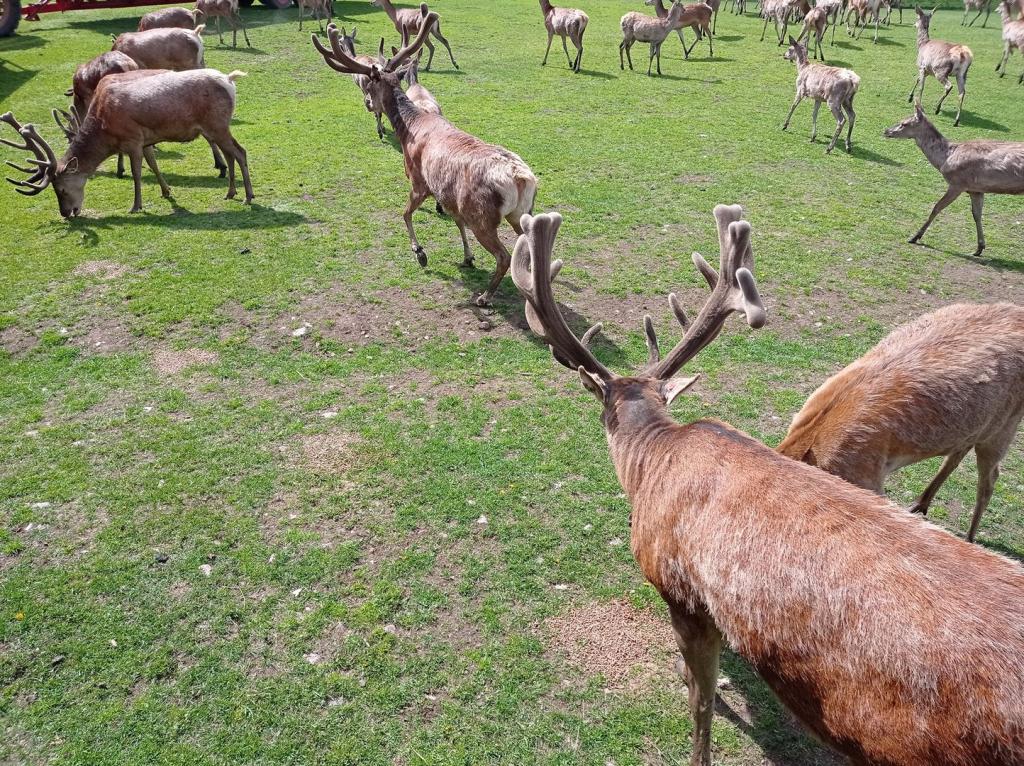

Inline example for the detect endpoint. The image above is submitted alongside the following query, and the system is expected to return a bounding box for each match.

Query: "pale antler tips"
[644,314,660,365]
[668,292,689,329]
[581,322,602,347]
[736,268,767,329]
[549,258,563,281]
[692,252,719,289]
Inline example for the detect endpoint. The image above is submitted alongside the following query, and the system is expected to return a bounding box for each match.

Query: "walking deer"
[620,0,686,74]
[884,105,1024,257]
[297,0,331,31]
[782,37,859,152]
[796,4,829,58]
[760,0,796,43]
[648,0,715,59]
[539,0,589,72]
[403,52,441,115]
[1,69,252,217]
[335,27,389,140]
[311,18,536,306]
[138,6,198,30]
[512,205,1024,766]
[194,0,251,47]
[779,302,1024,543]
[370,0,457,71]
[962,0,993,25]
[996,0,1024,82]
[909,5,972,126]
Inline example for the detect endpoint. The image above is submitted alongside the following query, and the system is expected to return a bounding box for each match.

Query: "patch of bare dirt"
[281,432,363,474]
[72,260,127,281]
[152,348,219,376]
[3,502,109,573]
[71,319,135,355]
[0,325,37,355]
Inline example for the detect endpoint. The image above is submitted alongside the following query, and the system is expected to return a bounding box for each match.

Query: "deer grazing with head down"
[1,69,252,218]
[512,204,1024,766]
[996,0,1024,81]
[297,0,331,32]
[538,0,589,72]
[138,6,199,30]
[778,302,1024,543]
[647,0,715,59]
[111,26,205,70]
[883,105,1024,256]
[782,37,859,152]
[620,0,686,74]
[909,5,972,126]
[311,17,536,307]
[369,0,457,71]
[194,0,251,47]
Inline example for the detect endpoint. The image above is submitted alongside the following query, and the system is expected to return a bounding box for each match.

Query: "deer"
[796,3,829,58]
[138,6,199,30]
[334,27,389,140]
[996,0,1024,82]
[297,0,331,32]
[620,0,686,75]
[1,69,253,218]
[647,0,715,59]
[511,205,1024,766]
[962,0,992,25]
[846,0,885,40]
[909,5,972,127]
[369,0,457,71]
[194,0,251,48]
[816,0,844,43]
[539,0,589,73]
[883,105,1024,257]
[778,302,1024,544]
[403,52,441,115]
[311,18,536,307]
[760,0,796,44]
[781,37,859,152]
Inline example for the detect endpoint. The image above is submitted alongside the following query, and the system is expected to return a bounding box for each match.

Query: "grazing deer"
[65,52,140,180]
[962,0,992,25]
[369,0,458,71]
[760,0,796,43]
[647,0,715,59]
[996,0,1024,82]
[796,4,829,58]
[512,206,1024,766]
[297,0,331,31]
[1,69,252,217]
[111,26,205,70]
[539,0,589,72]
[779,302,1024,544]
[909,5,972,126]
[194,0,251,48]
[782,37,859,152]
[138,6,198,30]
[884,106,1024,257]
[311,19,536,306]
[620,0,686,74]
[335,27,389,140]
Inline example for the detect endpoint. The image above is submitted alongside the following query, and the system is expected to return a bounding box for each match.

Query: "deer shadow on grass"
[873,35,905,46]
[64,17,137,35]
[849,144,901,167]
[0,61,37,104]
[951,111,1010,133]
[0,33,46,53]
[574,68,618,80]
[958,252,1024,275]
[832,40,863,51]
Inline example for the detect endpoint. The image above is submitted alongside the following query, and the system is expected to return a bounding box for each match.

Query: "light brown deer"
[403,52,441,115]
[620,0,686,74]
[335,27,389,140]
[796,3,829,58]
[369,0,457,71]
[111,26,205,70]
[996,0,1024,82]
[194,0,251,48]
[511,206,1024,766]
[539,0,589,72]
[782,37,859,152]
[647,0,715,59]
[778,302,1024,543]
[297,0,331,31]
[760,0,796,43]
[138,6,198,30]
[1,69,253,217]
[884,105,1024,256]
[909,5,972,126]
[311,19,536,306]
[962,0,993,26]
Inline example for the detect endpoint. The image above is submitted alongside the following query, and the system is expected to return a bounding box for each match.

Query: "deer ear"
[662,375,700,406]
[914,102,924,118]
[369,64,382,81]
[578,367,606,402]
[64,156,79,174]
[789,35,798,44]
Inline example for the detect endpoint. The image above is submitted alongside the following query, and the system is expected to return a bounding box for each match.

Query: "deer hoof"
[474,293,492,307]
[414,246,428,267]
[906,502,928,515]
[909,235,921,244]
[971,246,985,257]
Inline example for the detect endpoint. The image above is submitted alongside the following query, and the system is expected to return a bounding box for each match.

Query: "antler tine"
[0,112,32,152]
[644,315,660,365]
[21,124,57,169]
[511,212,614,380]
[53,108,76,140]
[0,114,55,193]
[384,11,438,72]
[311,27,372,76]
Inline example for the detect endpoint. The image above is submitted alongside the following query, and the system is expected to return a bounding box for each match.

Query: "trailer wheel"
[257,0,291,8]
[237,0,254,6]
[0,0,21,37]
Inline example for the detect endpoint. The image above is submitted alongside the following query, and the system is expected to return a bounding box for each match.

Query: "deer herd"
[3,0,1024,763]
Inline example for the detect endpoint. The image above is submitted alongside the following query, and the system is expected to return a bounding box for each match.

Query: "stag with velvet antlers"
[512,206,1024,766]
[310,16,537,307]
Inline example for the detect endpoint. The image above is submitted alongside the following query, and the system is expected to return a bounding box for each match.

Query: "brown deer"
[511,206,1024,766]
[620,0,687,74]
[647,0,715,59]
[539,0,589,72]
[194,0,251,48]
[1,69,253,217]
[782,37,859,152]
[311,19,536,306]
[297,0,331,32]
[778,302,1024,543]
[111,26,205,70]
[996,0,1024,82]
[961,0,992,26]
[335,27,389,140]
[369,0,457,71]
[795,3,829,58]
[138,6,199,30]
[883,106,1024,256]
[909,5,972,126]
[403,52,441,115]
[760,0,796,43]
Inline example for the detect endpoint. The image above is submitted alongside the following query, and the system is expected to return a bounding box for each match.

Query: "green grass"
[1,2,1023,764]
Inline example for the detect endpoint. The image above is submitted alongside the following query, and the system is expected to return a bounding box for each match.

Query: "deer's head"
[784,36,807,63]
[884,104,930,139]
[914,5,937,34]
[1,111,88,219]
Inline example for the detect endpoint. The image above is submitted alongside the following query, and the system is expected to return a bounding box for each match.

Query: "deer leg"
[906,447,970,516]
[298,3,304,30]
[968,6,982,24]
[678,27,688,53]
[543,30,554,65]
[967,425,1020,542]
[781,93,803,130]
[707,24,714,55]
[968,192,985,256]
[626,41,634,69]
[218,134,252,203]
[910,185,962,244]
[961,7,968,24]
[684,30,700,58]
[934,73,953,114]
[574,35,584,72]
[216,15,223,45]
[403,186,431,266]
[128,148,144,213]
[209,140,227,178]
[657,41,664,74]
[873,10,879,42]
[375,110,386,141]
[455,218,474,266]
[908,70,925,104]
[423,38,436,71]
[811,99,824,143]
[953,73,967,126]
[470,225,512,306]
[432,26,458,68]
[240,14,250,46]
[116,152,125,178]
[561,34,573,67]
[843,96,855,151]
[997,43,1009,75]
[318,6,325,33]
[142,145,171,198]
[647,42,656,75]
[669,602,722,766]
[761,14,771,40]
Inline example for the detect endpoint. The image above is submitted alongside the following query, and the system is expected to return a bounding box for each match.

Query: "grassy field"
[1,1,1023,763]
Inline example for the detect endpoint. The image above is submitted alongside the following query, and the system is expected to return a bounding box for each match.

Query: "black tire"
[238,0,254,6]
[0,0,21,37]
[257,0,291,8]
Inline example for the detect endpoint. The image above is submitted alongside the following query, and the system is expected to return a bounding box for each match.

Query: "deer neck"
[380,83,424,145]
[653,0,669,18]
[913,120,952,170]
[916,25,930,47]
[64,118,116,175]
[539,0,554,16]
[606,409,682,500]
[376,0,399,23]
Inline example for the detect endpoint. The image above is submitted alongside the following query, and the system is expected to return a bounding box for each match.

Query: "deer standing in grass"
[761,0,796,43]
[334,27,390,140]
[370,0,457,71]
[779,302,1024,544]
[512,205,1024,766]
[962,0,993,26]
[311,18,536,306]
[816,0,843,43]
[996,0,1024,82]
[539,0,589,72]
[884,106,1024,257]
[909,5,972,126]
[1,69,252,217]
[647,0,715,59]
[138,6,198,30]
[620,0,686,74]
[782,37,859,152]
[297,0,331,32]
[194,0,250,47]
[796,4,829,58]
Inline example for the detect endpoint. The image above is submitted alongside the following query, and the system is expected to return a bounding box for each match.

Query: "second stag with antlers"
[511,205,1024,766]
[311,17,537,306]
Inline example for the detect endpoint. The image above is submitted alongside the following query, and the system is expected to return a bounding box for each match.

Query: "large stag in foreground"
[511,205,1024,766]
[370,0,457,71]
[311,18,536,306]
[138,6,198,30]
[539,0,589,72]
[909,5,972,126]
[1,69,252,217]
[778,302,1024,543]
[620,0,686,74]
[194,0,251,47]
[884,106,1024,256]
[996,0,1024,82]
[647,0,715,59]
[782,37,859,152]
